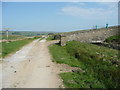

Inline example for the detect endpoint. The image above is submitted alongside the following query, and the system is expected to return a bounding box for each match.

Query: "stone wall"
[60,26,119,46]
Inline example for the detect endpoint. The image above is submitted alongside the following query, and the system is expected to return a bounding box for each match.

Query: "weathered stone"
[54,35,61,40]
[60,26,119,46]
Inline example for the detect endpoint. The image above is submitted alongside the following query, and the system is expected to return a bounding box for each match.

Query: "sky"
[1,2,119,32]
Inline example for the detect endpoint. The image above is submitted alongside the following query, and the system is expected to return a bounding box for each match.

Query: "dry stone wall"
[60,26,119,46]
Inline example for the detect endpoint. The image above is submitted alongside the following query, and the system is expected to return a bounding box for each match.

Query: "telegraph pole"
[4,28,10,40]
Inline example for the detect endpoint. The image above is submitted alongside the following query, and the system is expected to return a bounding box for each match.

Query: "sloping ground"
[60,26,119,46]
[49,41,120,88]
[62,26,119,35]
[2,39,63,88]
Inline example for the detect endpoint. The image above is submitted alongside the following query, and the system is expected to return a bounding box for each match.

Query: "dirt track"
[2,38,63,88]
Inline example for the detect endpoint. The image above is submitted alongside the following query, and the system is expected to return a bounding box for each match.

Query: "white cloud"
[60,6,113,17]
[59,5,118,24]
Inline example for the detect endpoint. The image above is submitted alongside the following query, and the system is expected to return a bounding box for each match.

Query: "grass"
[105,35,120,43]
[46,35,54,41]
[49,41,120,88]
[49,44,84,67]
[0,43,2,57]
[2,35,25,40]
[2,38,36,58]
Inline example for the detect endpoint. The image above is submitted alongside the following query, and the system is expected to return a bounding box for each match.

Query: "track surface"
[2,39,63,88]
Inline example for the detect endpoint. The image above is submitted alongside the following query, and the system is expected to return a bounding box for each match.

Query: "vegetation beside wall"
[49,41,120,88]
[105,35,120,43]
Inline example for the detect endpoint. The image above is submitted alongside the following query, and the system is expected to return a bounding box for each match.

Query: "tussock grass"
[49,41,120,88]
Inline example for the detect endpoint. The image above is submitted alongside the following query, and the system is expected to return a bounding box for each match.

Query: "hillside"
[49,41,120,88]
[1,31,59,37]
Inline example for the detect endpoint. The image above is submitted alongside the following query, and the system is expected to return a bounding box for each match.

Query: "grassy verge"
[46,35,54,41]
[0,43,2,57]
[2,38,36,58]
[49,41,120,88]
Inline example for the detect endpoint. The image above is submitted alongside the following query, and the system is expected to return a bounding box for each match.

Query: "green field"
[49,41,120,88]
[1,38,38,58]
[2,35,25,40]
[0,33,42,58]
[1,31,58,37]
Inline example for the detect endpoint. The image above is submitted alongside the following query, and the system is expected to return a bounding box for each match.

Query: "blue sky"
[2,2,118,32]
